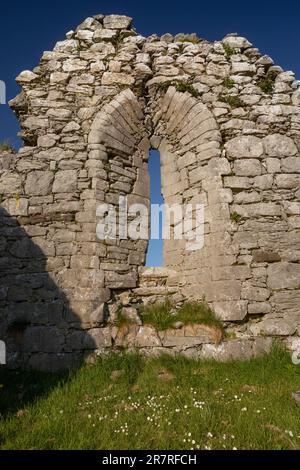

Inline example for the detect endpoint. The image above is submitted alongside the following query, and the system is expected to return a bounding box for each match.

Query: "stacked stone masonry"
[0,14,299,370]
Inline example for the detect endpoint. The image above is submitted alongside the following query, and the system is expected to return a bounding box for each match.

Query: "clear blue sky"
[0,0,299,265]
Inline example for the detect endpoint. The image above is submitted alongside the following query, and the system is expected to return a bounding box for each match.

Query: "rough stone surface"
[1,13,300,370]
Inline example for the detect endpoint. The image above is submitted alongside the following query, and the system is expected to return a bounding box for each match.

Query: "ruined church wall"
[0,14,300,369]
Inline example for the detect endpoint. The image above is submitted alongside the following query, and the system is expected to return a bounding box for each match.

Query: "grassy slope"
[0,346,300,450]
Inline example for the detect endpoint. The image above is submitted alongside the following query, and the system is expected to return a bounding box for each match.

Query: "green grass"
[219,95,244,109]
[158,80,199,98]
[139,300,223,332]
[0,141,13,152]
[230,211,242,224]
[223,78,235,89]
[223,43,236,59]
[1,346,300,450]
[177,37,201,44]
[258,71,277,94]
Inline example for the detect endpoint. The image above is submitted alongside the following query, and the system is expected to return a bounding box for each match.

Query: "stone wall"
[0,14,300,369]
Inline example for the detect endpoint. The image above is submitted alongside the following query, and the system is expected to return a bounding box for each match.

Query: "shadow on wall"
[0,207,95,372]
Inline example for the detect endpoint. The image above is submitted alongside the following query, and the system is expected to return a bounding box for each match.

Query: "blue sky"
[0,0,299,265]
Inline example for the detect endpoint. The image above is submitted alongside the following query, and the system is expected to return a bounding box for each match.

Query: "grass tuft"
[158,80,199,98]
[223,43,237,59]
[223,77,235,89]
[140,300,223,332]
[230,211,242,223]
[0,141,14,152]
[257,71,277,94]
[219,95,244,109]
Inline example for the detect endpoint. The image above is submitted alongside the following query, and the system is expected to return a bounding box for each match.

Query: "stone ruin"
[0,14,300,370]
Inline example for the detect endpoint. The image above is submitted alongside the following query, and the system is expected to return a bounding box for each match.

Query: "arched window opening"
[146,150,164,267]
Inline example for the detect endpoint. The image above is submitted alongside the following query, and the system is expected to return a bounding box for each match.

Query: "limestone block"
[62,59,88,72]
[50,72,69,84]
[223,36,252,49]
[52,170,77,193]
[101,72,135,86]
[0,173,22,194]
[281,157,300,173]
[231,62,256,74]
[263,134,298,156]
[225,136,264,159]
[241,285,270,302]
[16,70,38,83]
[276,174,300,189]
[135,326,161,348]
[103,15,132,29]
[22,326,64,353]
[248,302,272,315]
[250,315,299,336]
[122,307,142,325]
[233,159,262,176]
[200,340,253,361]
[25,171,54,196]
[213,300,248,321]
[267,262,300,289]
[54,39,79,53]
[271,290,300,315]
[23,116,48,130]
[2,198,28,216]
[93,29,118,41]
[204,281,241,302]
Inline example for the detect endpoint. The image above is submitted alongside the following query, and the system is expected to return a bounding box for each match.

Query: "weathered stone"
[263,134,298,156]
[16,70,39,83]
[103,15,132,30]
[213,301,248,321]
[25,171,54,196]
[267,262,300,289]
[2,13,300,371]
[122,307,142,325]
[200,340,253,361]
[250,315,299,336]
[101,72,135,86]
[225,136,264,159]
[22,326,64,353]
[52,170,77,193]
[223,35,252,49]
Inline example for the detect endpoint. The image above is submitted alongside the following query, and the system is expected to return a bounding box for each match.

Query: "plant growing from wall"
[218,94,244,109]
[223,43,236,59]
[230,211,242,223]
[223,77,235,89]
[139,300,223,332]
[158,80,199,98]
[0,141,13,152]
[257,70,277,94]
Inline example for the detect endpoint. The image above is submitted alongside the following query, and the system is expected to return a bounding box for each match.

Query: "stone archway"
[1,14,300,368]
